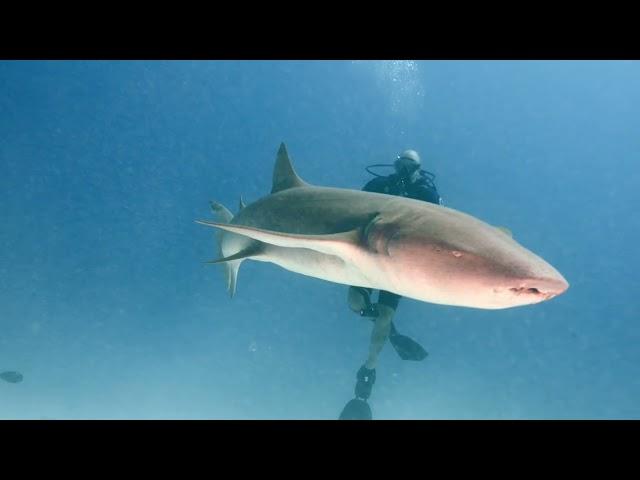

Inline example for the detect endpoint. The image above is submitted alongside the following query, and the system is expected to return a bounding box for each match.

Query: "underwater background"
[0,60,638,419]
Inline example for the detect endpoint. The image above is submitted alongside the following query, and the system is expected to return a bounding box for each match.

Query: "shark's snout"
[509,275,569,302]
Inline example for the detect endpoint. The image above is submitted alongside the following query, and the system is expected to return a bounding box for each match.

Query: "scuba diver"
[339,149,443,420]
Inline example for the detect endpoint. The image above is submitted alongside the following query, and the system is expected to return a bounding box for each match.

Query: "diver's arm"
[362,177,389,194]
[412,184,443,205]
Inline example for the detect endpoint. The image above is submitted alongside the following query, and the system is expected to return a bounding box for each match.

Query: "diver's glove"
[359,303,380,318]
[349,286,379,318]
[355,365,376,400]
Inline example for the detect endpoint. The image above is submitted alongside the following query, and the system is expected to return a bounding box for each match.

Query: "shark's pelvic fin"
[271,142,310,194]
[195,220,362,258]
[205,243,263,265]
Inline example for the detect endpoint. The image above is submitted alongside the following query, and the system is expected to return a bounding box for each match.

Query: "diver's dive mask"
[394,155,421,182]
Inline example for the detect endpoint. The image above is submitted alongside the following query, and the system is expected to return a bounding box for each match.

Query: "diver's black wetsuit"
[359,172,442,311]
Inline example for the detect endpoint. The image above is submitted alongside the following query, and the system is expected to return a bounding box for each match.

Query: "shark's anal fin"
[271,142,310,194]
[205,243,264,265]
[195,220,362,258]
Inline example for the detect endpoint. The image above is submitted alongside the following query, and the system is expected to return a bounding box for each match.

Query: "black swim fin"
[389,329,429,361]
[339,398,372,420]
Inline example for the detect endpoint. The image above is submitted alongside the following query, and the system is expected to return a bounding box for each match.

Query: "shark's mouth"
[510,287,542,295]
[508,277,568,301]
[509,286,555,302]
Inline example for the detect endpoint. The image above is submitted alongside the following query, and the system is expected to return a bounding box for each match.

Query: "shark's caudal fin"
[271,142,310,194]
[202,144,309,297]
[208,201,242,298]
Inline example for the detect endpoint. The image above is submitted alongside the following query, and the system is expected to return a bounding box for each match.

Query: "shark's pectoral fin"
[205,243,264,264]
[195,220,362,258]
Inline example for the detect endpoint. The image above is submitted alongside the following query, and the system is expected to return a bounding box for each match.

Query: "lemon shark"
[197,143,568,309]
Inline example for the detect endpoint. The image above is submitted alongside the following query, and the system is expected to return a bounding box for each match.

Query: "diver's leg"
[378,290,402,313]
[339,288,381,419]
[339,291,393,419]
[364,303,395,369]
[339,292,426,419]
[349,300,395,405]
[363,291,401,368]
[355,292,399,399]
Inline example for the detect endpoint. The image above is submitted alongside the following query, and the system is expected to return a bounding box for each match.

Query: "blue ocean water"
[0,60,638,419]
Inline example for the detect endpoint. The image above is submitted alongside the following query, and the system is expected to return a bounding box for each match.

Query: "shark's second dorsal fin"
[271,142,309,194]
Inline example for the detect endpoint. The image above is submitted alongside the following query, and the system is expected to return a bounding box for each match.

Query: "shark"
[197,143,568,310]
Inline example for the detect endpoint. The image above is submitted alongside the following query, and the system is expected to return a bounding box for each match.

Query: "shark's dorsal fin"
[271,142,309,194]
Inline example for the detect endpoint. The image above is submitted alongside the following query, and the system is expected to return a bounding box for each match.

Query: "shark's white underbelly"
[255,245,378,289]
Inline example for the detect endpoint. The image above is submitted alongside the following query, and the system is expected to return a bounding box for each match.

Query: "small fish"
[0,371,23,383]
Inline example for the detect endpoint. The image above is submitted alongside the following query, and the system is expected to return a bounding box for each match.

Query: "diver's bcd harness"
[365,163,440,201]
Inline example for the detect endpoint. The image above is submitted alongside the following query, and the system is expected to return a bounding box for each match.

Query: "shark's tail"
[209,201,240,298]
